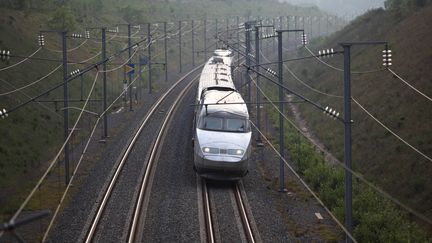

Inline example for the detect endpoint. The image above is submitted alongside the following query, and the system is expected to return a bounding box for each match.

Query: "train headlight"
[227,149,244,156]
[202,147,219,154]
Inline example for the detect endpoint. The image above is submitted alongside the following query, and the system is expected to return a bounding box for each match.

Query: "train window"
[212,57,224,64]
[202,117,223,130]
[199,115,249,133]
[226,118,246,132]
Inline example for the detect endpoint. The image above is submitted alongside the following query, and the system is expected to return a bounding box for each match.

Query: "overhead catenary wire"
[299,46,432,162]
[260,50,343,98]
[106,27,141,39]
[387,68,432,102]
[100,46,140,73]
[0,64,62,97]
[304,45,385,74]
[250,73,329,152]
[8,71,100,224]
[0,77,62,119]
[41,71,145,241]
[352,98,432,163]
[167,21,191,38]
[181,21,201,36]
[45,39,88,53]
[77,51,102,64]
[5,35,150,115]
[0,47,42,72]
[241,64,339,121]
[91,32,119,44]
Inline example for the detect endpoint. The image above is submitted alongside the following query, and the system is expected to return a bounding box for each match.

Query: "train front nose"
[194,145,250,181]
[194,129,252,180]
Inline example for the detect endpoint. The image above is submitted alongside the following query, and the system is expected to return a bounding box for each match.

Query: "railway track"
[127,71,200,242]
[200,179,260,243]
[84,64,203,242]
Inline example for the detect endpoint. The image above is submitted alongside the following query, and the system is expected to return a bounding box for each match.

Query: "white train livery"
[193,49,252,180]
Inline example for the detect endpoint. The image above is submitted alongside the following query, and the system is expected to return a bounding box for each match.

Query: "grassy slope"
[0,8,126,219]
[0,10,64,213]
[288,6,432,219]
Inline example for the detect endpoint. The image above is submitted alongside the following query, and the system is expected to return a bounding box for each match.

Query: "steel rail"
[127,72,201,242]
[202,180,216,243]
[85,64,204,242]
[234,183,256,243]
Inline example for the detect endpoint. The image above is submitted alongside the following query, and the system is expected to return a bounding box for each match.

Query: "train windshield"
[199,116,249,133]
[203,117,223,130]
[226,118,246,132]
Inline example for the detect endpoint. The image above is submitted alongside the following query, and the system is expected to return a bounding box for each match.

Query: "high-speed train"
[193,49,252,180]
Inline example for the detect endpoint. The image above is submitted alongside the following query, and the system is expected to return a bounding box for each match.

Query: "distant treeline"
[0,0,102,11]
[385,0,432,14]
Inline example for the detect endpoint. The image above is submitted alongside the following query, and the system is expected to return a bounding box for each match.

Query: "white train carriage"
[196,54,235,101]
[213,49,233,67]
[193,49,252,180]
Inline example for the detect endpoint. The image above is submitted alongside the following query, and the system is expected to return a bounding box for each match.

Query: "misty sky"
[282,0,386,16]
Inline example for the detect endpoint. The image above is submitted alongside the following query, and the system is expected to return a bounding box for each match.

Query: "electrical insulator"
[301,33,308,45]
[0,108,8,118]
[85,31,90,39]
[318,48,335,58]
[0,50,11,61]
[38,34,45,46]
[324,106,340,119]
[71,33,83,38]
[262,33,276,39]
[266,68,277,77]
[70,69,81,77]
[383,49,392,67]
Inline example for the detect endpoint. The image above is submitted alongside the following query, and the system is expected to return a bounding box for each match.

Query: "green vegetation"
[263,1,432,240]
[294,1,432,218]
[264,84,431,241]
[48,7,77,31]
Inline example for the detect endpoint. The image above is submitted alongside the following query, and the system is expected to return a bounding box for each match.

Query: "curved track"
[127,72,200,242]
[85,64,203,242]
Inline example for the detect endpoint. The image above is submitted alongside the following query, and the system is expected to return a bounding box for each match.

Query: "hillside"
[282,0,385,16]
[287,3,432,225]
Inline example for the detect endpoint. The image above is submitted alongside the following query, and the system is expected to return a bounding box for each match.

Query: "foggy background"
[281,0,386,17]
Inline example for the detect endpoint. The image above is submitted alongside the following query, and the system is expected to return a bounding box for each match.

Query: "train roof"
[213,49,233,57]
[201,90,249,117]
[213,49,233,67]
[198,57,235,98]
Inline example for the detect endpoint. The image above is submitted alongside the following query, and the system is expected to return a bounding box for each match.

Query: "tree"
[48,7,77,31]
